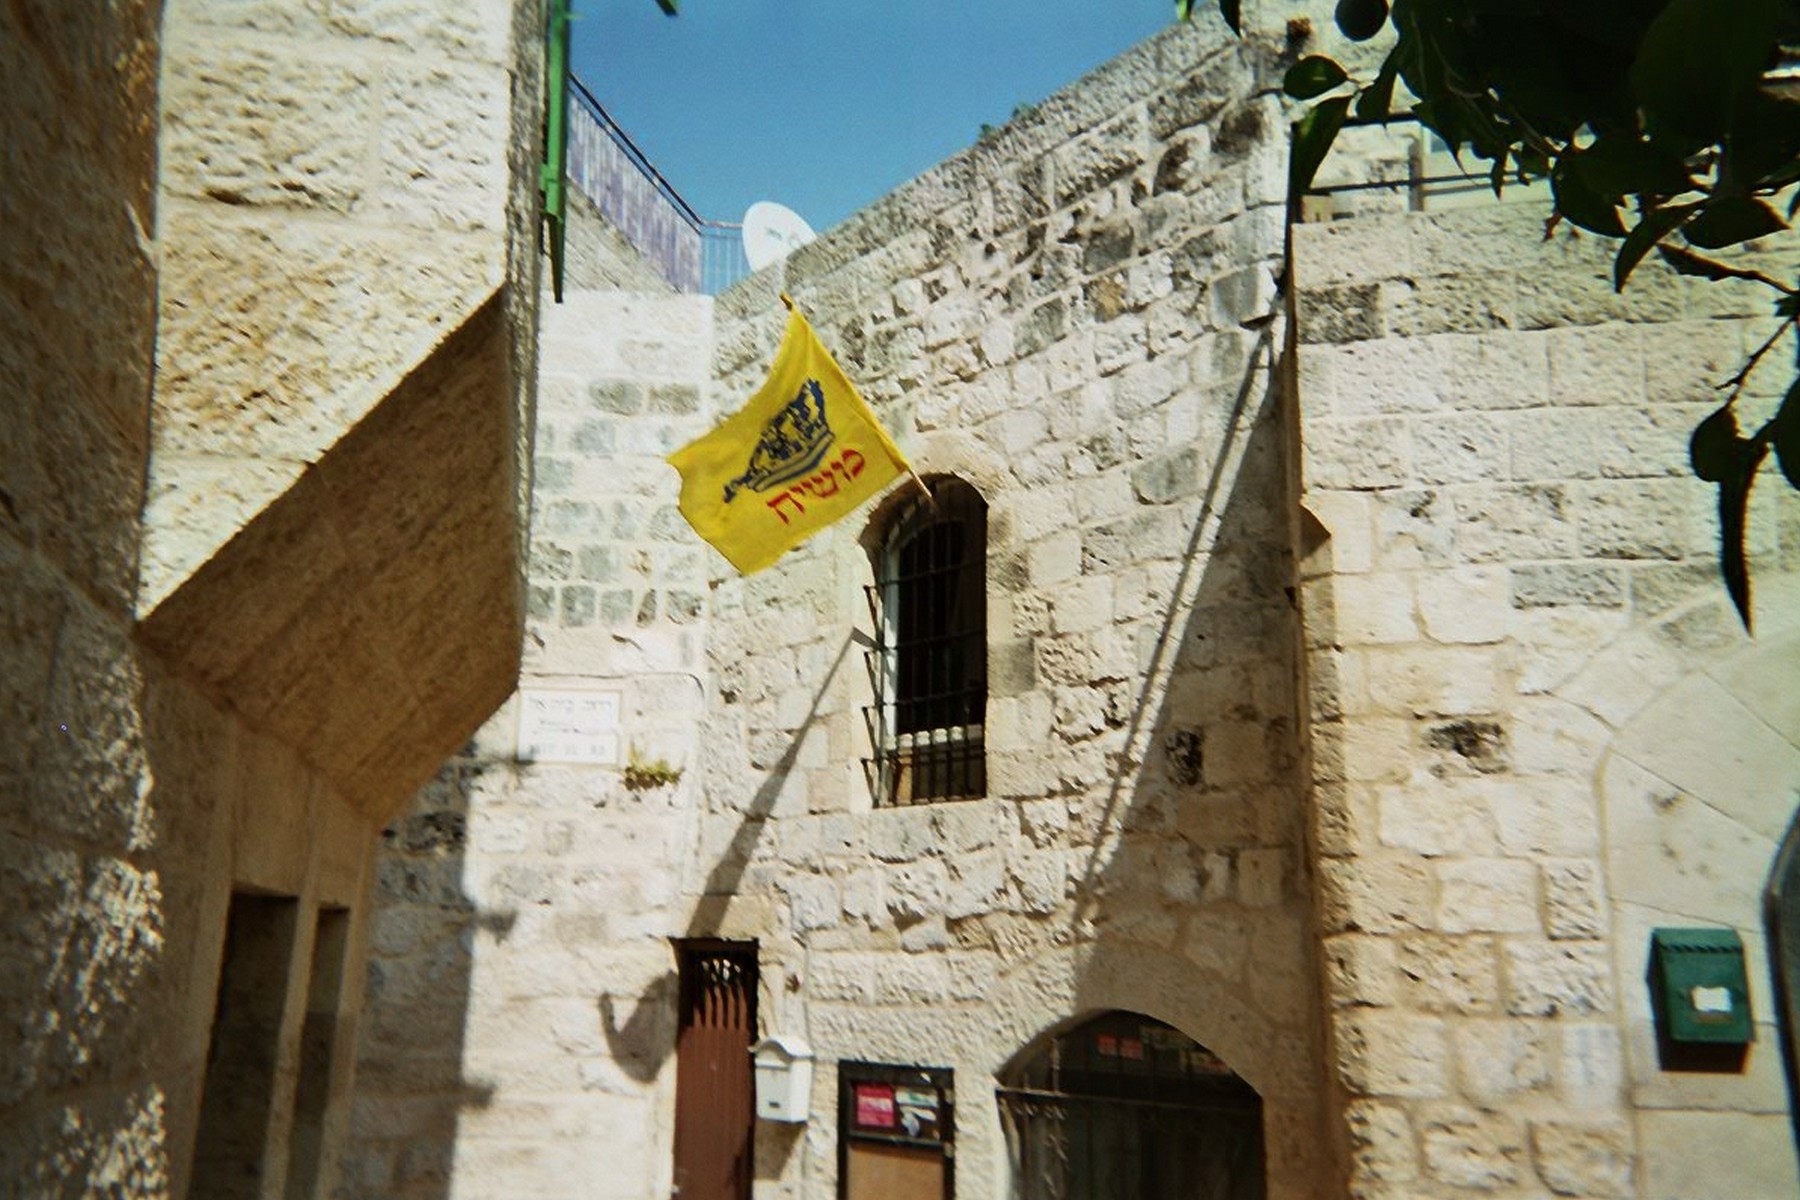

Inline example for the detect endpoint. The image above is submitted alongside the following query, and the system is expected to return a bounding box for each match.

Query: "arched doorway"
[996,1011,1264,1200]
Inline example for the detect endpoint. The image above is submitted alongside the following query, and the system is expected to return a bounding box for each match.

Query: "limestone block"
[1317,856,1432,935]
[1330,573,1419,645]
[1344,1099,1419,1184]
[1602,756,1772,924]
[1376,777,1499,858]
[1490,777,1602,859]
[1303,338,1443,421]
[1010,852,1069,914]
[1027,528,1082,589]
[1457,1017,1554,1102]
[1412,413,1510,486]
[945,852,1006,920]
[1436,858,1539,935]
[1361,644,1503,717]
[1504,940,1612,1017]
[1336,1011,1450,1098]
[1302,419,1411,492]
[24,594,150,851]
[1530,1118,1632,1198]
[160,39,375,212]
[1415,566,1510,644]
[1541,861,1606,941]
[372,62,511,232]
[1368,489,1457,572]
[0,1084,171,1197]
[1547,324,1646,408]
[1451,483,1581,563]
[1397,934,1500,1015]
[1508,406,1602,482]
[1560,1022,1625,1104]
[1324,935,1400,1008]
[1611,673,1800,844]
[1332,716,1412,788]
[1235,847,1286,907]
[1420,1106,1525,1191]
[1435,331,1553,412]
[325,0,513,60]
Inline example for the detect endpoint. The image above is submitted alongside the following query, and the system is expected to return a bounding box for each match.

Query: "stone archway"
[996,1010,1264,1200]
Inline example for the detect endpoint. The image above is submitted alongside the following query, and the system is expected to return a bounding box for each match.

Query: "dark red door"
[673,942,758,1200]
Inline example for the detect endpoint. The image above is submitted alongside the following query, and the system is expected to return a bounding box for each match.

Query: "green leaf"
[1575,136,1693,199]
[1216,0,1241,35]
[1774,378,1800,490]
[1690,403,1744,483]
[1551,154,1626,236]
[1285,56,1350,100]
[1355,52,1400,122]
[1631,0,1781,149]
[1684,196,1789,250]
[1175,0,1195,20]
[1614,202,1700,291]
[1716,442,1768,631]
[1289,95,1353,202]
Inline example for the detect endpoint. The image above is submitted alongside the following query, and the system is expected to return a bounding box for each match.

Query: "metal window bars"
[863,478,987,806]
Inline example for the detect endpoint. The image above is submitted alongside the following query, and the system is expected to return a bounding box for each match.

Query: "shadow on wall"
[596,635,858,1088]
[337,755,503,1200]
[1052,324,1331,1193]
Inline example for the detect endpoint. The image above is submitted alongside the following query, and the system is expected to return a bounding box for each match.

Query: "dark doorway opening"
[996,1012,1264,1200]
[190,891,301,1200]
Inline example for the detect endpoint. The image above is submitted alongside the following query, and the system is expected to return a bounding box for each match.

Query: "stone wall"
[695,20,1333,1199]
[343,290,717,1200]
[3,0,541,1194]
[352,17,1343,1200]
[1294,204,1800,1198]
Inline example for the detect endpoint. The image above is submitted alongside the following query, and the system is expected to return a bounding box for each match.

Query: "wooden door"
[672,943,758,1200]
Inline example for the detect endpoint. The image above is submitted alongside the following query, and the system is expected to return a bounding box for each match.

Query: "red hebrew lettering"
[840,448,866,478]
[767,490,806,524]
[807,470,841,498]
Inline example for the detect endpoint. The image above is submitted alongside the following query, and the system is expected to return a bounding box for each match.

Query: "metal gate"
[672,942,758,1200]
[996,1013,1263,1200]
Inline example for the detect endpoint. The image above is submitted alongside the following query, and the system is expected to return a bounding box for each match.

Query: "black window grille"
[864,477,986,805]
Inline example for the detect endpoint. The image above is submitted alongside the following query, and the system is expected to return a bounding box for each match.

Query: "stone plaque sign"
[517,688,621,764]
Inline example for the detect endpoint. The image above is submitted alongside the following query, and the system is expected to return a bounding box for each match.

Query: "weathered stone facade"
[11,1,1800,1198]
[3,0,540,1193]
[1295,205,1800,1199]
[354,19,1326,1200]
[353,11,1800,1200]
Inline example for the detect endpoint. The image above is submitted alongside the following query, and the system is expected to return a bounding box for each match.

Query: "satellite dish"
[742,201,816,271]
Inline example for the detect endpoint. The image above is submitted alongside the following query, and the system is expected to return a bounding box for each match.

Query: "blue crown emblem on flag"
[722,378,835,502]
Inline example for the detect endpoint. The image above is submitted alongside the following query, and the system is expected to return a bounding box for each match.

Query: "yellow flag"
[668,302,910,574]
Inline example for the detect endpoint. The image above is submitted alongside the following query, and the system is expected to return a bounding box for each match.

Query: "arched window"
[997,1012,1264,1200]
[866,476,986,805]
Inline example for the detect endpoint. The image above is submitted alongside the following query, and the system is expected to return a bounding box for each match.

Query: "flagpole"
[906,469,936,510]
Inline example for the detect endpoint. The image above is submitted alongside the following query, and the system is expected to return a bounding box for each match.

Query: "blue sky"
[575,1,1173,236]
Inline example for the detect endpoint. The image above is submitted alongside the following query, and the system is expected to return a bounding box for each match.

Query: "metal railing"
[1300,113,1552,218]
[568,76,730,293]
[702,222,751,294]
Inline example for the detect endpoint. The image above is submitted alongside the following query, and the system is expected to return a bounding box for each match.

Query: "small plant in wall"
[622,747,683,791]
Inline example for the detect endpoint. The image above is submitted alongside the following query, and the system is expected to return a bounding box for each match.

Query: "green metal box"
[1649,927,1753,1046]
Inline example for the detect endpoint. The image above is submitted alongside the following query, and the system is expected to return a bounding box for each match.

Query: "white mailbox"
[751,1035,813,1123]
